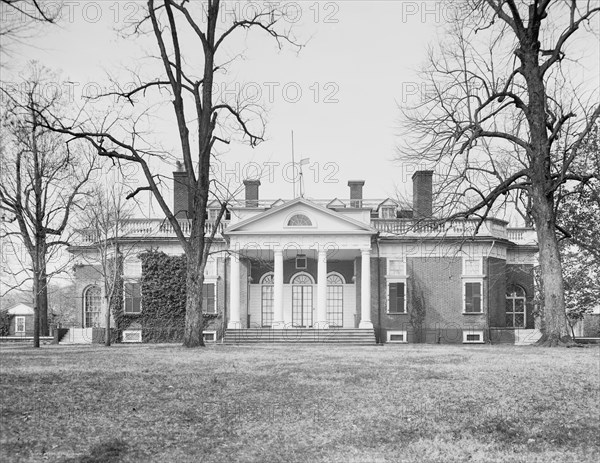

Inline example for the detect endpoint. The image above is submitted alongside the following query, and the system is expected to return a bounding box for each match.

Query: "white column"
[273,249,284,328]
[227,254,241,329]
[316,249,328,328]
[359,248,373,329]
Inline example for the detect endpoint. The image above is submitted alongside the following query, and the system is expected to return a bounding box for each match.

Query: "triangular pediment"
[271,199,285,207]
[378,198,399,209]
[327,198,346,209]
[225,198,375,235]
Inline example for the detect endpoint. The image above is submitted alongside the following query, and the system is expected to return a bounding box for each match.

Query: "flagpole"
[291,130,296,198]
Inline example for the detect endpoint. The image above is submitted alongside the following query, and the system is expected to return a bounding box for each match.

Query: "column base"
[359,321,374,329]
[227,321,242,329]
[271,321,285,329]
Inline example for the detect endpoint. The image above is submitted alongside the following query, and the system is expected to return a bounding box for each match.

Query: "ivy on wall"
[110,250,221,343]
[138,250,187,342]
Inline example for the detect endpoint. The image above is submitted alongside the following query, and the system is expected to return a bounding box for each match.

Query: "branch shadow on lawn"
[63,438,129,463]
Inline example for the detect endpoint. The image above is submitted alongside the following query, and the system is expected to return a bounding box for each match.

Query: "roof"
[225,197,376,235]
[6,303,34,316]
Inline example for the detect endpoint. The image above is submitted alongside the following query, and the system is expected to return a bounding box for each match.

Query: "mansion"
[66,168,540,345]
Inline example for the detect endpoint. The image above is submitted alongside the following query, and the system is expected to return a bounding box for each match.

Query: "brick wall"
[9,314,34,336]
[372,256,491,344]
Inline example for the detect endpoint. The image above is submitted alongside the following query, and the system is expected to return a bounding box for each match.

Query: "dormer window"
[287,214,312,227]
[380,206,396,219]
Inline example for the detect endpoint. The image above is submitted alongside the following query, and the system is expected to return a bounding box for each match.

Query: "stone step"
[223,328,376,344]
[58,328,94,345]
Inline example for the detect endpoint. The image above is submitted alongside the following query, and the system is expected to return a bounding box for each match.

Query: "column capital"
[361,248,371,255]
[274,248,284,256]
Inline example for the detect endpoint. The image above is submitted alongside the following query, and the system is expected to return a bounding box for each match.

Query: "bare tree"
[78,180,137,347]
[399,0,600,346]
[0,65,95,347]
[0,0,60,59]
[39,0,302,347]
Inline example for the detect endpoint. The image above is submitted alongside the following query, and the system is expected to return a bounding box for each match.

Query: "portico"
[225,198,376,330]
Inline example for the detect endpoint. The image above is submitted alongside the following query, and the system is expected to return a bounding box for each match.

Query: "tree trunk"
[105,295,111,347]
[183,247,205,347]
[33,270,40,348]
[531,190,572,346]
[38,261,49,336]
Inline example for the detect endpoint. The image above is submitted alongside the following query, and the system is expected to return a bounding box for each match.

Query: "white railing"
[507,228,537,245]
[371,218,537,245]
[372,218,508,240]
[74,219,225,244]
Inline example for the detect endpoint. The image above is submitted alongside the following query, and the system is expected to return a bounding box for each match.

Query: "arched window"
[84,285,101,328]
[327,273,344,327]
[506,285,526,328]
[260,273,274,327]
[291,273,314,285]
[287,214,312,227]
[291,272,314,327]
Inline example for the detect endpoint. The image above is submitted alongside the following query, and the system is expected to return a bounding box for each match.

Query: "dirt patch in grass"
[0,343,598,462]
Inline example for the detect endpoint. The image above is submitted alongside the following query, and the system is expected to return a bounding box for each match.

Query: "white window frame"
[208,208,219,221]
[260,272,274,327]
[463,330,484,344]
[203,280,217,314]
[387,278,407,314]
[463,279,484,314]
[15,316,26,333]
[387,330,408,343]
[203,331,217,343]
[379,206,396,219]
[123,280,142,314]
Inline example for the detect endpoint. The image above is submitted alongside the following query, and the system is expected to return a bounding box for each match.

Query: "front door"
[291,273,313,327]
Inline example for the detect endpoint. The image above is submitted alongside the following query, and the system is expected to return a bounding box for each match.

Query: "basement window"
[203,331,216,342]
[463,330,484,344]
[122,329,142,343]
[387,331,407,343]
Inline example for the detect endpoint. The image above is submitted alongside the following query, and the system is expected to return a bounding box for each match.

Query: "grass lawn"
[0,343,599,463]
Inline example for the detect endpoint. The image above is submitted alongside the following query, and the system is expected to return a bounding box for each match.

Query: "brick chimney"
[412,170,433,218]
[173,161,193,217]
[243,179,261,207]
[348,180,365,208]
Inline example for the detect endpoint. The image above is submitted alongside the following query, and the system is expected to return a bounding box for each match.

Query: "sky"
[1,1,457,205]
[1,0,599,295]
